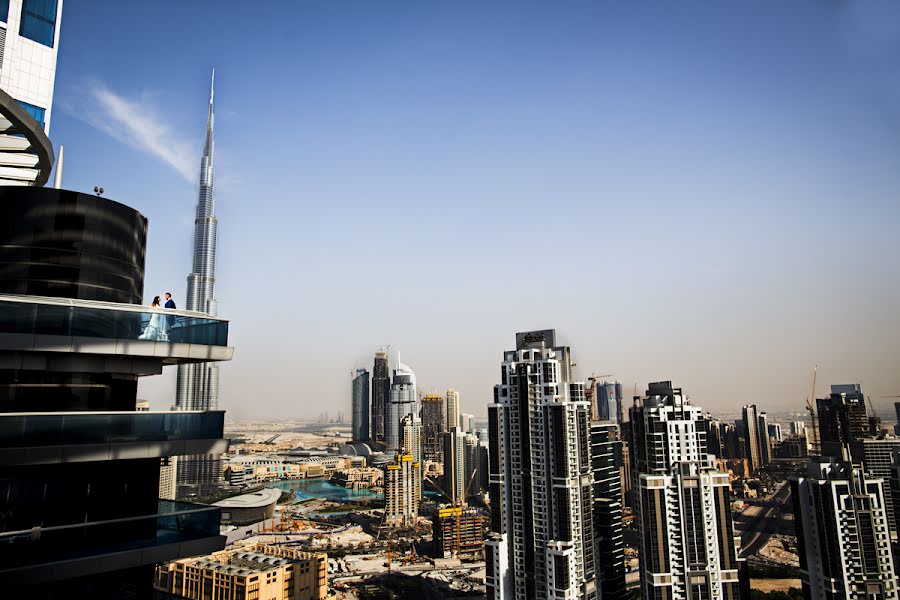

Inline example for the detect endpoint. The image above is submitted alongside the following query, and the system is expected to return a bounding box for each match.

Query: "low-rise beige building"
[154,543,327,600]
[330,467,382,490]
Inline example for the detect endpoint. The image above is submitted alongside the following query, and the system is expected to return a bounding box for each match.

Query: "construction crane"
[261,434,280,445]
[805,366,819,456]
[865,395,884,435]
[425,472,477,560]
[425,474,463,556]
[866,396,878,417]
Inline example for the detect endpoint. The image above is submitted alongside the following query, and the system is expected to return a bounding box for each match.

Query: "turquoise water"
[266,478,382,501]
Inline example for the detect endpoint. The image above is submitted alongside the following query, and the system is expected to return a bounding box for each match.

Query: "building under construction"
[432,507,489,560]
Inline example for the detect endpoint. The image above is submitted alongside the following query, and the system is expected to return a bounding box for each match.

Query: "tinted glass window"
[0,1,10,22]
[16,100,45,130]
[20,0,57,48]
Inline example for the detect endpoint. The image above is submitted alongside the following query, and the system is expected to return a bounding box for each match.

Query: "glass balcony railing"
[0,296,228,346]
[0,501,221,569]
[0,411,225,448]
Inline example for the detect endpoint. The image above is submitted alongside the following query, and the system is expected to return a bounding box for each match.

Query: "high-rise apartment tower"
[632,382,747,600]
[444,426,466,507]
[792,457,897,600]
[591,422,627,600]
[485,330,596,600]
[817,384,871,459]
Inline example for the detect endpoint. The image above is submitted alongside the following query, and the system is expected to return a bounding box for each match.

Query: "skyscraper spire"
[175,69,222,494]
[186,66,217,316]
[205,68,214,168]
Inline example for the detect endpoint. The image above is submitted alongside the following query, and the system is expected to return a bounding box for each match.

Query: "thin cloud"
[70,81,197,182]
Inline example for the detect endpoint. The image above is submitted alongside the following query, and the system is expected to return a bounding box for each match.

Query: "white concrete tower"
[0,0,63,134]
[446,388,460,433]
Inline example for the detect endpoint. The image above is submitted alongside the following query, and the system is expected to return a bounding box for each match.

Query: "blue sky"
[51,1,900,419]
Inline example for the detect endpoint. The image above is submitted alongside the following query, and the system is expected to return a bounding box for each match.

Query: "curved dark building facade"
[0,185,232,599]
[0,187,147,305]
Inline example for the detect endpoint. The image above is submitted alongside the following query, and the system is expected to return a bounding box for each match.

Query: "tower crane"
[866,396,878,417]
[805,366,819,456]
[425,474,469,560]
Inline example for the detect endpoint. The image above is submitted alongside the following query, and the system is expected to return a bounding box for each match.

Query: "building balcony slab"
[0,295,233,366]
[0,410,228,465]
[0,500,225,585]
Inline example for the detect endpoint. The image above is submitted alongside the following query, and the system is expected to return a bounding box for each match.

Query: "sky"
[50,1,900,420]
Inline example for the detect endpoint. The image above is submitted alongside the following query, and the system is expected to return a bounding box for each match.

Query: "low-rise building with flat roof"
[155,543,327,600]
[330,467,383,490]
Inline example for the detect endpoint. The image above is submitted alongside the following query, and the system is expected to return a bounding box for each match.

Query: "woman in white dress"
[139,296,163,340]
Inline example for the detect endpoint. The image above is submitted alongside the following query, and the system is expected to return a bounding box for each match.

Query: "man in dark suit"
[164,292,176,338]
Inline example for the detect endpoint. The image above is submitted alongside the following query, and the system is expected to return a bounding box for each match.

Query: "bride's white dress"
[139,312,164,340]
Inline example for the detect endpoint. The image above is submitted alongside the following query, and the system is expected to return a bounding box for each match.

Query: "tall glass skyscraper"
[386,362,417,452]
[371,351,390,444]
[741,404,762,472]
[596,380,623,423]
[175,71,222,494]
[420,393,445,462]
[351,368,370,442]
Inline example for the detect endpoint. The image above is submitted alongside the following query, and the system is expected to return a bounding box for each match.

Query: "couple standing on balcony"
[139,292,176,340]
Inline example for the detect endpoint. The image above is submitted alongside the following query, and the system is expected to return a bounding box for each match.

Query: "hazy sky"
[51,1,900,419]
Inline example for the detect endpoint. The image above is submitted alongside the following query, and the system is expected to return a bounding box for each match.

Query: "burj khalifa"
[175,70,222,493]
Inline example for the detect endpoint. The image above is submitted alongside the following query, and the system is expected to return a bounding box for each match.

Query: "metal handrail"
[0,409,223,417]
[0,293,228,321]
[0,502,219,540]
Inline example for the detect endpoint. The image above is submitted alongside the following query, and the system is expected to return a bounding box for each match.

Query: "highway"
[738,481,792,558]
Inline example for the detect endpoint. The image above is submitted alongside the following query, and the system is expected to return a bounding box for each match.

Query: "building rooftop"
[192,551,292,576]
[213,488,281,509]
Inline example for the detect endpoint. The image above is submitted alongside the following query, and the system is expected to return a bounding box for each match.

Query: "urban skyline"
[7,2,900,599]
[46,1,900,420]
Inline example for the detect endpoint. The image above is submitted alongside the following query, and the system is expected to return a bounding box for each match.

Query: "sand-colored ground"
[759,537,799,566]
[751,578,801,592]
